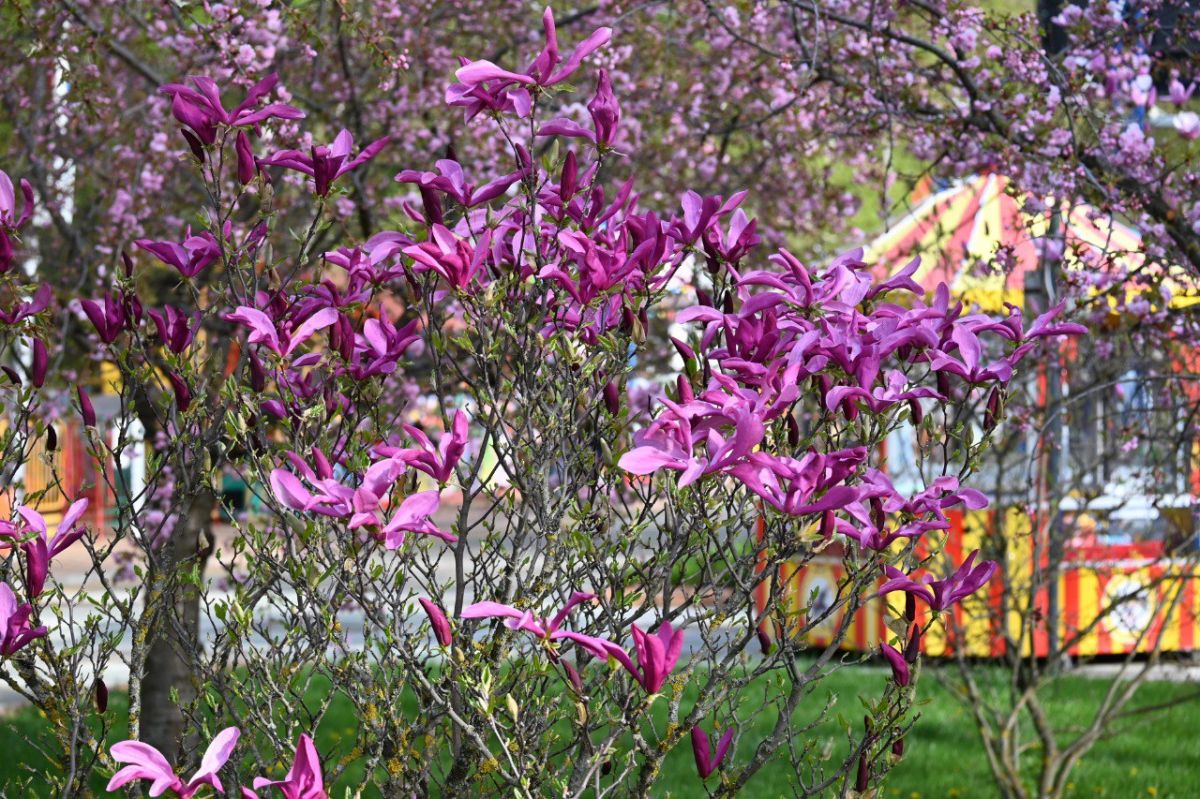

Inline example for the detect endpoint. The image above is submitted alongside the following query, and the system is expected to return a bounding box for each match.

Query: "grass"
[3,662,1197,797]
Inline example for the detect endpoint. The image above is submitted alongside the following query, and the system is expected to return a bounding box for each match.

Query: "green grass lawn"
[3,663,1197,797]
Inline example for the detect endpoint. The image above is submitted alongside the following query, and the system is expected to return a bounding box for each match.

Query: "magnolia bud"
[45,424,57,452]
[756,625,772,654]
[235,130,256,185]
[603,381,620,415]
[676,374,694,402]
[94,677,108,714]
[121,250,134,279]
[560,150,578,203]
[905,593,916,623]
[419,185,444,227]
[984,386,1003,431]
[892,737,904,759]
[786,414,801,448]
[670,336,695,362]
[248,350,267,392]
[870,497,884,529]
[820,510,835,540]
[30,338,47,388]
[563,661,584,695]
[936,370,951,398]
[167,371,191,412]
[908,397,924,426]
[1,366,19,385]
[905,623,921,663]
[78,387,96,428]
[180,128,206,162]
[855,751,869,792]
[620,307,635,335]
[312,447,334,480]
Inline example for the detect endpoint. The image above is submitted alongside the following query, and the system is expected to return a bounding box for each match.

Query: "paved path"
[4,510,1199,714]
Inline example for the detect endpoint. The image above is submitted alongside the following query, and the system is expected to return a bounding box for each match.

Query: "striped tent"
[866,172,1197,311]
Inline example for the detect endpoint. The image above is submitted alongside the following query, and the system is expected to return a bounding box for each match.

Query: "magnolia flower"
[878,550,998,613]
[395,159,524,208]
[0,582,45,655]
[379,491,455,548]
[226,306,339,358]
[379,410,470,484]
[537,69,621,146]
[446,8,611,120]
[402,226,493,290]
[148,305,202,354]
[0,169,34,274]
[691,724,734,779]
[604,621,685,694]
[243,733,326,799]
[107,726,240,797]
[0,282,52,325]
[80,292,132,344]
[453,8,611,90]
[136,229,222,278]
[2,498,89,597]
[260,130,389,196]
[462,592,616,660]
[270,455,453,544]
[160,73,304,145]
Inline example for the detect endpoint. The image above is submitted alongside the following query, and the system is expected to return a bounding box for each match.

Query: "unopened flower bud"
[603,381,620,415]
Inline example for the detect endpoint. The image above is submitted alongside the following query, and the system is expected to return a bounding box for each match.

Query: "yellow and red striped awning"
[866,173,1196,311]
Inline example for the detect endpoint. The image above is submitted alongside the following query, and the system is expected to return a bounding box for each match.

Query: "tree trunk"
[139,489,214,761]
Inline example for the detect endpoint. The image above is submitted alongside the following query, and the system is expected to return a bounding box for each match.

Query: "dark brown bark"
[139,489,214,761]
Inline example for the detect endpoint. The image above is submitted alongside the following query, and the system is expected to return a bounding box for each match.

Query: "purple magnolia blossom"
[135,229,222,278]
[107,726,240,797]
[378,491,455,548]
[0,169,34,274]
[604,621,685,694]
[260,130,389,196]
[691,724,735,779]
[226,306,339,358]
[349,314,421,379]
[243,733,326,799]
[537,68,621,147]
[395,159,524,209]
[0,582,45,656]
[269,453,453,544]
[447,8,611,120]
[0,282,51,326]
[402,226,493,290]
[453,8,611,89]
[377,410,469,484]
[1,498,89,598]
[462,591,616,660]
[878,550,999,613]
[148,305,202,354]
[160,73,304,145]
[419,598,453,647]
[80,292,132,344]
